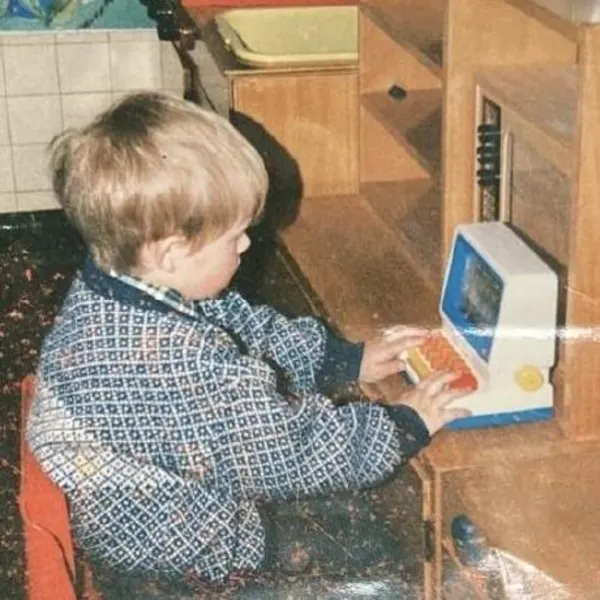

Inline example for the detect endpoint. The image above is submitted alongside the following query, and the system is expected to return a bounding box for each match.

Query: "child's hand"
[395,371,472,435]
[359,325,429,384]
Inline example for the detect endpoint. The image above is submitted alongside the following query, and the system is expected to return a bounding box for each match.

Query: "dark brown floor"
[1,210,85,600]
[1,210,428,600]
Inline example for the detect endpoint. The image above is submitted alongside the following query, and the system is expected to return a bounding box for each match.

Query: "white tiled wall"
[0,29,185,214]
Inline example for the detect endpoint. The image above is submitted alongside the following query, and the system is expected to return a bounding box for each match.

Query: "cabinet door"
[440,454,600,599]
[231,71,359,198]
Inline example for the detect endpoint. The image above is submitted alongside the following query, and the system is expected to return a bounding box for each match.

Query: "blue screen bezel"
[441,234,504,362]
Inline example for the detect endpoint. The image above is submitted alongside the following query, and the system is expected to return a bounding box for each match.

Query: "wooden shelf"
[362,89,442,176]
[476,65,577,174]
[502,0,580,41]
[361,0,444,77]
[418,415,597,474]
[278,187,440,340]
[363,180,442,290]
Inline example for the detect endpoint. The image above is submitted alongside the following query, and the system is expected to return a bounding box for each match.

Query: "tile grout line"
[0,41,17,209]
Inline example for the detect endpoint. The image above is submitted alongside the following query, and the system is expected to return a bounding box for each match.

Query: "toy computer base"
[446,407,554,429]
[446,384,554,430]
[402,369,554,430]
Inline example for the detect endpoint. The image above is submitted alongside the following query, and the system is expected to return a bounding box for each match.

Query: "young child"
[27,92,469,585]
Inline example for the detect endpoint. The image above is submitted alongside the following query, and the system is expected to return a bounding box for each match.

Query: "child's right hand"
[394,371,472,435]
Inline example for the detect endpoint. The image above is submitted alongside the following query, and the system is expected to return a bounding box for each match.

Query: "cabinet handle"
[388,85,407,101]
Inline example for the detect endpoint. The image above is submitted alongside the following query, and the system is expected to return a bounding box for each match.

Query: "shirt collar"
[109,268,199,320]
[81,256,198,320]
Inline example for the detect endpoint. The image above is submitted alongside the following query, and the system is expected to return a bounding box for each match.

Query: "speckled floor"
[1,210,86,600]
[1,209,429,600]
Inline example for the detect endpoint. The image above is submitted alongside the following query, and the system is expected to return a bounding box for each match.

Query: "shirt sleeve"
[316,329,363,396]
[197,291,362,395]
[194,336,430,503]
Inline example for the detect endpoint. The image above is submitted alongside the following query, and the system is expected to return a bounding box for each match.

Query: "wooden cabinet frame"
[189,2,600,595]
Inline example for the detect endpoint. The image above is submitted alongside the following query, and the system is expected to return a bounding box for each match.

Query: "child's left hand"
[359,325,430,384]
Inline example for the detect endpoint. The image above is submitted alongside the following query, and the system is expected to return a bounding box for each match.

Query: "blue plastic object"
[451,514,487,567]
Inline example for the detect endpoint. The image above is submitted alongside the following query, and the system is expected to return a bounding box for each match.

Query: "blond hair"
[50,92,268,273]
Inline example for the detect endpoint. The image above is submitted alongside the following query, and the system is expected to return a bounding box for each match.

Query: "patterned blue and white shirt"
[27,258,430,583]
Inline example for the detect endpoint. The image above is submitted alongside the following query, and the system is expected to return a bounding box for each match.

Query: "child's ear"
[139,235,187,273]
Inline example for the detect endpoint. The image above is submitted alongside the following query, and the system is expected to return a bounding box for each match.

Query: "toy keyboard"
[404,334,479,392]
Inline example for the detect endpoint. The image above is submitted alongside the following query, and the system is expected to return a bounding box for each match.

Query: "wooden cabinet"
[276,0,600,598]
[359,0,444,291]
[230,69,359,197]
[410,420,600,598]
[279,0,448,341]
[438,450,600,598]
[192,20,360,198]
[442,0,600,443]
[189,1,600,596]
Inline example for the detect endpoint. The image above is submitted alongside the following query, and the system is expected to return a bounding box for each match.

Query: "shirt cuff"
[387,404,431,457]
[316,328,364,396]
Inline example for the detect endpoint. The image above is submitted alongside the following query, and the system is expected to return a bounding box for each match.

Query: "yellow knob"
[514,365,544,391]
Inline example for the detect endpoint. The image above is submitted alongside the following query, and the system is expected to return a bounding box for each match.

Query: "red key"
[450,371,478,392]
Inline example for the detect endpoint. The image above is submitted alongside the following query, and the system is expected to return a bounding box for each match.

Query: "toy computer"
[402,221,559,429]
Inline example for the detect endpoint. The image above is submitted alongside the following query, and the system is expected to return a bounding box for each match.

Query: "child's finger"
[383,325,431,341]
[379,333,429,360]
[418,370,460,395]
[373,357,408,381]
[442,407,472,425]
[388,335,428,357]
[432,387,472,409]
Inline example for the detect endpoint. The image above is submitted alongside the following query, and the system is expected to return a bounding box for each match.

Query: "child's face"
[171,220,251,300]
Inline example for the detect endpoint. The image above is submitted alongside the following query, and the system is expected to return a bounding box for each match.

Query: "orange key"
[420,339,436,357]
[430,353,446,370]
[449,357,465,371]
[424,336,447,364]
[421,336,478,391]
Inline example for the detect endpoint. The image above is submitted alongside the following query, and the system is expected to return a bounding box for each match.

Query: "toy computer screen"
[442,234,504,361]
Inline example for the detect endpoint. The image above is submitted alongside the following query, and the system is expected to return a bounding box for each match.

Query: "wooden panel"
[476,66,577,155]
[493,101,573,177]
[421,415,600,472]
[507,134,571,368]
[278,192,439,339]
[361,0,445,75]
[509,136,572,270]
[365,180,443,289]
[360,8,443,93]
[560,26,600,440]
[362,90,442,176]
[411,457,436,600]
[360,106,429,182]
[502,0,580,39]
[231,70,359,197]
[560,294,600,439]
[442,450,600,597]
[442,0,577,258]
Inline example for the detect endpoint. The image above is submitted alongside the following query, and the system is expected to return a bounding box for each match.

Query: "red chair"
[19,375,101,600]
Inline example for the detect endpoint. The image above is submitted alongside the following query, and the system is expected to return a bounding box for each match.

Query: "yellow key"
[406,349,432,380]
[514,365,544,391]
